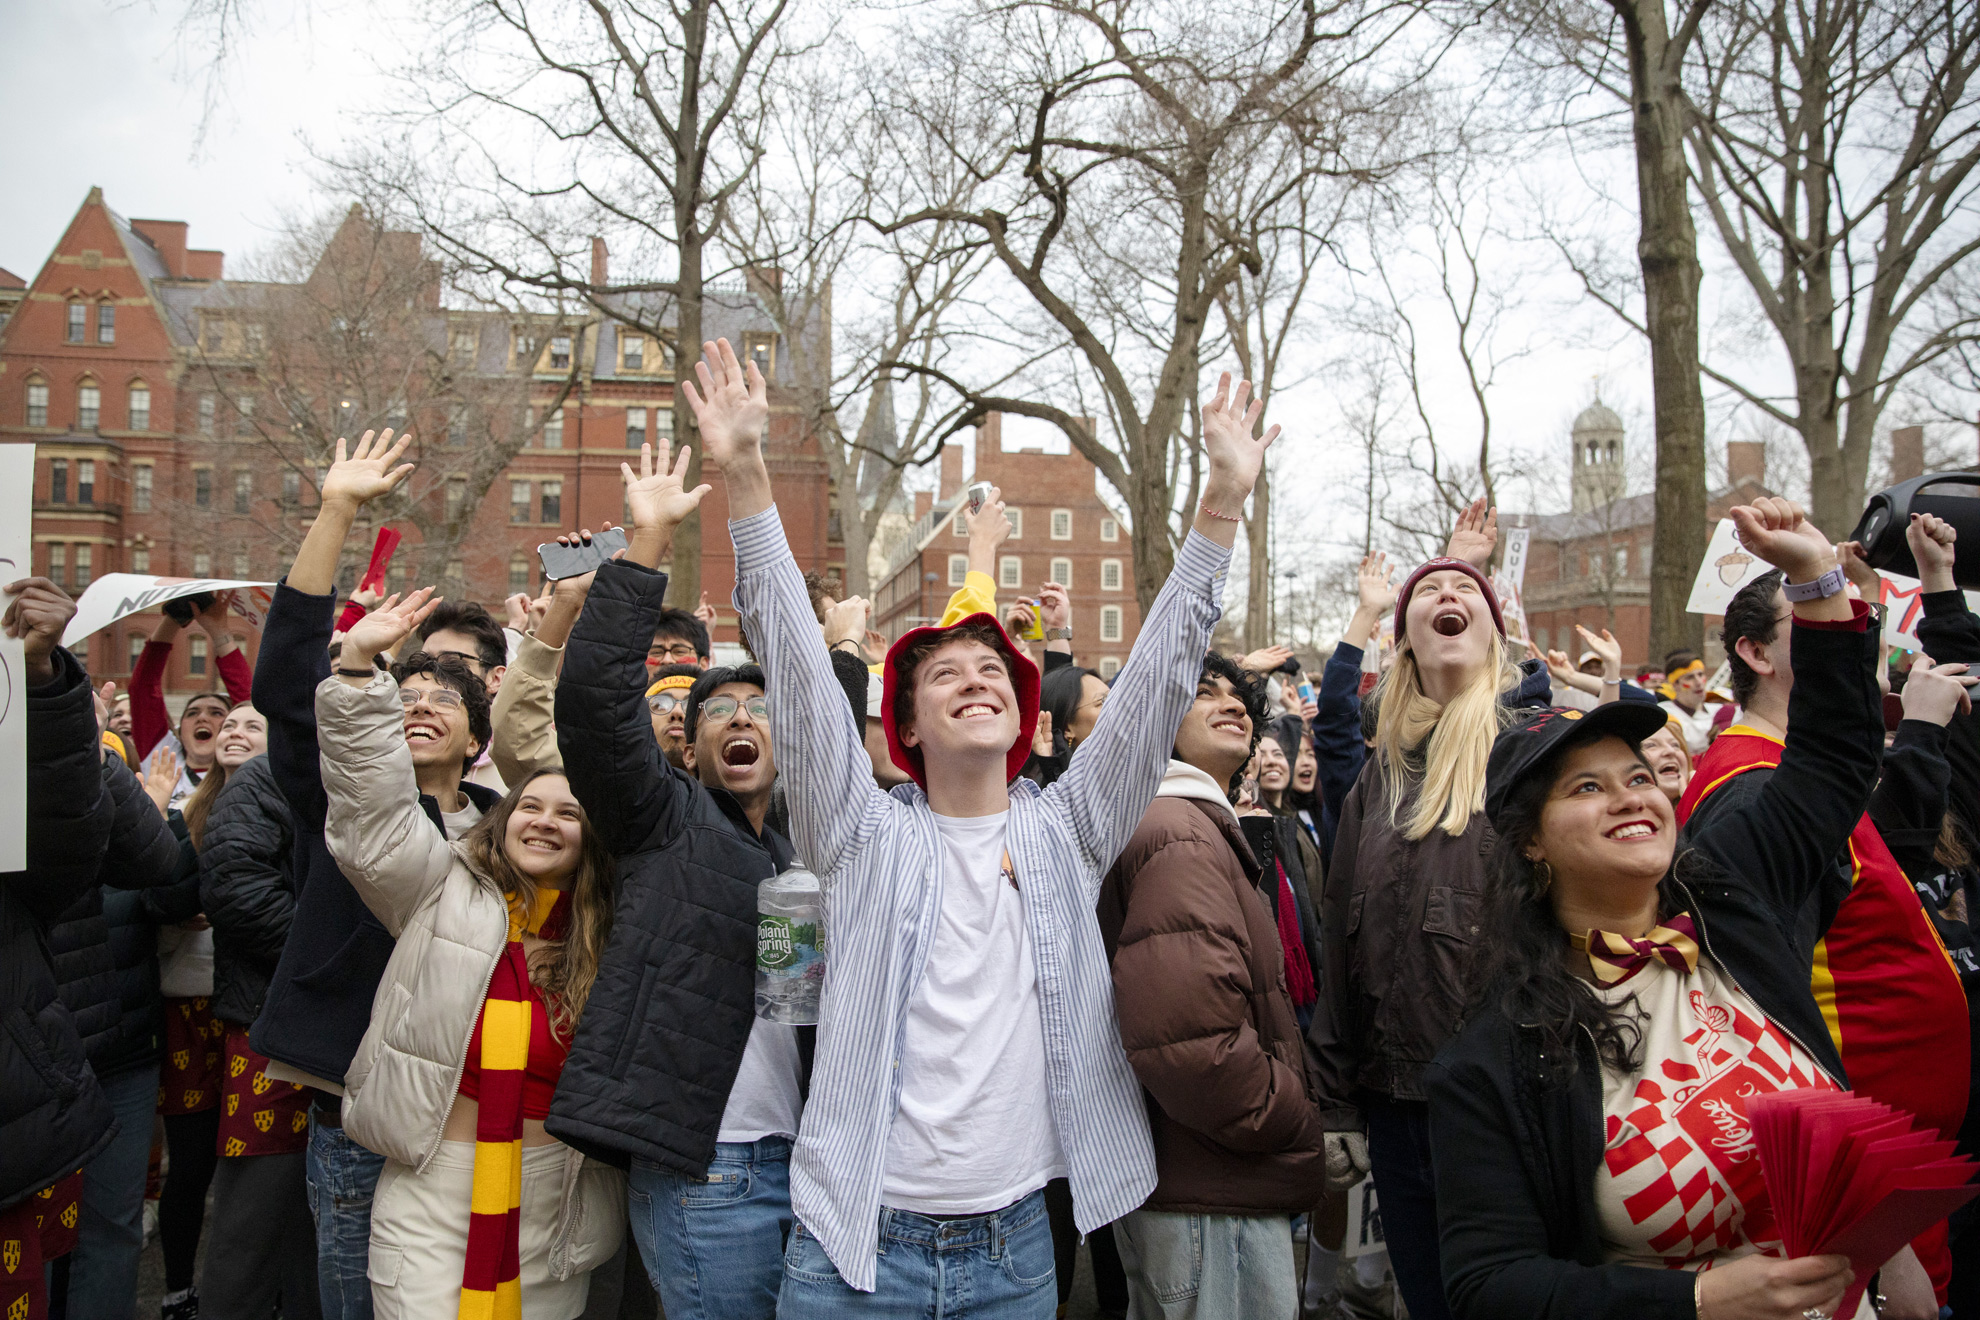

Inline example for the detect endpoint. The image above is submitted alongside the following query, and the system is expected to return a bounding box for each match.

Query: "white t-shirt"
[439,798,484,839]
[717,1019,802,1143]
[881,810,1066,1214]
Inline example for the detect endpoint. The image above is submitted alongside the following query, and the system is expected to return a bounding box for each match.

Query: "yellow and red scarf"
[460,887,569,1320]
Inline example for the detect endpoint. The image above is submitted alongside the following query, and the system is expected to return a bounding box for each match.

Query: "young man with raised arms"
[685,336,1275,1315]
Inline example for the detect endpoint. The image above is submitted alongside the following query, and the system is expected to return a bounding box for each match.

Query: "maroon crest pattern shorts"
[217,1029,309,1157]
[0,1170,83,1320]
[157,996,224,1116]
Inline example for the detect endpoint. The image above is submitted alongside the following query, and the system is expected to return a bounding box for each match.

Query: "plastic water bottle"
[756,860,824,1025]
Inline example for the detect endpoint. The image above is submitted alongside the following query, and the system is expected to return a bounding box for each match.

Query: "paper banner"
[1491,527,1532,648]
[62,574,277,647]
[0,445,33,870]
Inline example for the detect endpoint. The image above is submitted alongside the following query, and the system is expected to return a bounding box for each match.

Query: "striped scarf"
[460,886,570,1320]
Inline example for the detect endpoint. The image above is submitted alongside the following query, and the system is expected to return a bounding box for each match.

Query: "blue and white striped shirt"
[731,505,1231,1291]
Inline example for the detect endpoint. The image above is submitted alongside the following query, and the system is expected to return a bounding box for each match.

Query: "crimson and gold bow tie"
[1570,913,1700,986]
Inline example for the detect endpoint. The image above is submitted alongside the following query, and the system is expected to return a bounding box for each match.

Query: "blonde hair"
[1372,638,1520,840]
[460,771,616,1042]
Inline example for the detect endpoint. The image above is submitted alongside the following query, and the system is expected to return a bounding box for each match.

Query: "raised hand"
[1445,497,1498,569]
[504,593,532,632]
[1032,709,1055,759]
[964,485,1012,557]
[1836,540,1883,603]
[1729,497,1837,582]
[1574,624,1622,681]
[694,590,717,630]
[621,441,713,533]
[1241,644,1294,674]
[1037,582,1071,632]
[1357,552,1398,615]
[4,576,79,685]
[1199,372,1280,512]
[1900,655,1977,726]
[143,746,179,815]
[549,532,613,607]
[1906,512,1957,594]
[680,338,769,472]
[823,595,871,651]
[320,429,415,511]
[340,587,441,670]
[1003,599,1036,640]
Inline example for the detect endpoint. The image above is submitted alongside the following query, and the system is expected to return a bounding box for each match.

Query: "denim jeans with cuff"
[628,1136,794,1320]
[304,1107,387,1320]
[777,1188,1056,1319]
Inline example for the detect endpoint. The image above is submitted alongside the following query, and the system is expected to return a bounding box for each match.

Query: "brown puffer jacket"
[1306,755,1493,1128]
[1097,790,1326,1215]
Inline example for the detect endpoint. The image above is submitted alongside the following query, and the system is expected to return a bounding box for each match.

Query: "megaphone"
[1849,471,1980,587]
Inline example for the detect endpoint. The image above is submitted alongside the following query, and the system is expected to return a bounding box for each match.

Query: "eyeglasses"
[648,642,701,662]
[398,687,464,712]
[699,695,769,724]
[646,691,689,715]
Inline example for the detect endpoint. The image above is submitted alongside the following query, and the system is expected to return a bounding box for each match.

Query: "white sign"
[0,445,34,871]
[62,575,276,647]
[1685,520,1776,615]
[1868,570,1980,653]
[1344,1173,1387,1259]
[1492,527,1533,646]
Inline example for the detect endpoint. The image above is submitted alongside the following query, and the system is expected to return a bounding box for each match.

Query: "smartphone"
[161,591,217,626]
[538,527,630,581]
[966,481,993,515]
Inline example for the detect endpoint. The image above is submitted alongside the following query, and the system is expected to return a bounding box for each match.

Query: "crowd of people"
[2,337,1975,1320]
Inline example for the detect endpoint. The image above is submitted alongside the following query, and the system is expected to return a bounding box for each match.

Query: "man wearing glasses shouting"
[545,441,808,1320]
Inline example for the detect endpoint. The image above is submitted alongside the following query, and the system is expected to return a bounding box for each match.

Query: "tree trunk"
[1245,461,1272,648]
[1617,0,1708,661]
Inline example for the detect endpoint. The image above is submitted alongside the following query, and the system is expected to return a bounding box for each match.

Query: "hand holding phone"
[539,526,630,581]
[967,481,993,515]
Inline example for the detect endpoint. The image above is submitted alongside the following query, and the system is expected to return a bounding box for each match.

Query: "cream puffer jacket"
[317,672,624,1280]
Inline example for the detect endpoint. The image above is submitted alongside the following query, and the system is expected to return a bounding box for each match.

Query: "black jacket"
[1,650,116,1209]
[48,753,185,1078]
[199,755,298,1028]
[249,582,501,1084]
[547,558,797,1174]
[1424,616,1878,1320]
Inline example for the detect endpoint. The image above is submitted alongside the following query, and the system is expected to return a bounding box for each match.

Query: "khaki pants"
[367,1140,591,1320]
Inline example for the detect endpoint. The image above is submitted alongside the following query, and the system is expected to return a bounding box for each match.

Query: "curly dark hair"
[391,650,493,775]
[1194,651,1270,800]
[416,600,508,674]
[1723,570,1786,709]
[1465,720,1707,1082]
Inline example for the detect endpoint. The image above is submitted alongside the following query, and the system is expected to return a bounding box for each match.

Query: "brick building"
[873,414,1140,677]
[1511,402,1774,667]
[0,188,834,698]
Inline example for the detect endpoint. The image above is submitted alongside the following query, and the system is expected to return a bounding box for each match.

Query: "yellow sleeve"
[937,571,998,628]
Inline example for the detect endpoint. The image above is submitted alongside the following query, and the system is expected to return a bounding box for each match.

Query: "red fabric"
[217,1030,310,1156]
[458,982,570,1121]
[1273,861,1315,1008]
[1677,724,1968,1300]
[215,643,253,705]
[336,528,402,632]
[1392,557,1504,641]
[880,611,1041,789]
[0,1171,82,1320]
[130,640,173,761]
[158,996,224,1116]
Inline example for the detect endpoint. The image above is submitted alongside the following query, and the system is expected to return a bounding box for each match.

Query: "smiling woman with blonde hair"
[317,588,625,1319]
[1310,502,1554,1320]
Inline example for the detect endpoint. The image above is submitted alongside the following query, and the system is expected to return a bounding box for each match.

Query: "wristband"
[1198,501,1242,523]
[1781,564,1846,602]
[830,638,862,653]
[1044,627,1074,641]
[335,666,378,679]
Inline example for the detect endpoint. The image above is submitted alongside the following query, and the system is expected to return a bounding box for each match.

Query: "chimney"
[590,237,609,288]
[131,220,189,278]
[1890,425,1924,484]
[914,491,932,522]
[744,265,783,299]
[939,443,964,501]
[1727,440,1766,491]
[184,250,224,281]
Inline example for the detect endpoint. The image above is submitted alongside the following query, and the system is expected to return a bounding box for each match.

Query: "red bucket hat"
[1394,557,1505,642]
[880,613,1041,789]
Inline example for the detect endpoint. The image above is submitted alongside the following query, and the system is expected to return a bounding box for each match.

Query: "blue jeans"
[65,1061,159,1320]
[628,1137,793,1320]
[778,1189,1056,1319]
[1364,1096,1453,1320]
[304,1111,387,1320]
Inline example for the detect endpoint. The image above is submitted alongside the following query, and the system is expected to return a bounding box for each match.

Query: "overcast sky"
[1,0,1694,558]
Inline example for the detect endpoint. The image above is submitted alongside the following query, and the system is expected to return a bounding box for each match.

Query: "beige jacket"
[491,631,563,785]
[317,672,623,1279]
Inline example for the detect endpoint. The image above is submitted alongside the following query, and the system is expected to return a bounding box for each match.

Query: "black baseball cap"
[1484,702,1671,832]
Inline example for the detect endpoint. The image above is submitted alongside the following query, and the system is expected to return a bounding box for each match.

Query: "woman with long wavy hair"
[1428,500,1911,1320]
[316,589,626,1319]
[1308,501,1553,1320]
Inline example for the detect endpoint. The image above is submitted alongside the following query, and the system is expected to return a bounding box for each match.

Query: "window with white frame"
[1100,517,1118,541]
[511,480,530,524]
[1101,558,1122,592]
[73,545,91,588]
[654,405,674,438]
[76,461,94,505]
[281,470,299,503]
[66,303,85,343]
[999,556,1022,589]
[97,303,115,344]
[541,480,562,524]
[25,380,47,427]
[622,334,645,371]
[233,470,252,514]
[1006,508,1022,540]
[1050,557,1072,586]
[192,550,211,577]
[1098,656,1120,680]
[128,383,150,431]
[129,633,146,670]
[542,406,564,449]
[446,478,466,522]
[77,382,100,430]
[1100,605,1123,642]
[47,544,66,586]
[131,546,149,574]
[949,554,969,586]
[1614,546,1628,576]
[132,466,152,512]
[188,635,208,676]
[198,395,215,435]
[1050,509,1072,539]
[233,550,250,579]
[549,336,572,370]
[626,407,647,448]
[509,552,531,594]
